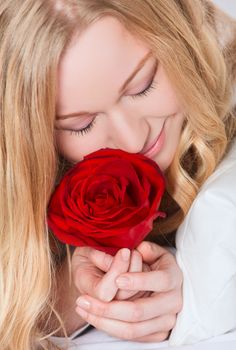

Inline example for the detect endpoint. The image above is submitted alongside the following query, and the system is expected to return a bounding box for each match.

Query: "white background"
[213,0,236,18]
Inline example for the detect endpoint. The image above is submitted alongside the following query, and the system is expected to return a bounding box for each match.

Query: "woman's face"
[56,16,184,171]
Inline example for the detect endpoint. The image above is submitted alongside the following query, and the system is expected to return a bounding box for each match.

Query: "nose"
[107,107,150,154]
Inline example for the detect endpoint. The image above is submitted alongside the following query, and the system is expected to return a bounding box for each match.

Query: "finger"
[72,246,113,272]
[89,249,113,272]
[76,290,182,322]
[72,248,104,296]
[115,255,151,301]
[124,291,151,301]
[72,247,130,300]
[129,250,142,271]
[136,243,183,290]
[115,263,151,300]
[133,331,170,342]
[136,241,168,264]
[94,248,131,301]
[75,306,176,341]
[116,269,176,292]
[116,250,142,300]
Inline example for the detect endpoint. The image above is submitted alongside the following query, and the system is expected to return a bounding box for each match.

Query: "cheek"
[155,113,185,171]
[56,130,106,163]
[56,133,84,162]
[149,94,180,118]
[136,89,181,119]
[150,66,181,117]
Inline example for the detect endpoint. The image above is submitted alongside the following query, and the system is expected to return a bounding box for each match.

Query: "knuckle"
[156,331,169,342]
[169,314,177,329]
[102,253,111,269]
[175,295,183,313]
[73,246,90,260]
[164,315,176,331]
[174,271,183,290]
[170,290,183,313]
[90,249,111,269]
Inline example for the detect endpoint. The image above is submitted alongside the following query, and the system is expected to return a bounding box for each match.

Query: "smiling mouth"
[141,123,165,158]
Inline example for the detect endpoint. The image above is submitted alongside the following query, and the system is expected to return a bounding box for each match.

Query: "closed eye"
[55,118,96,136]
[129,79,157,99]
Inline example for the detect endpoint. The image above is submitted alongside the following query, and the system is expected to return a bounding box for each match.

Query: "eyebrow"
[56,51,153,120]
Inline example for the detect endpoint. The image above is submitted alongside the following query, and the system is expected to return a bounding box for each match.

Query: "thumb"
[136,241,167,264]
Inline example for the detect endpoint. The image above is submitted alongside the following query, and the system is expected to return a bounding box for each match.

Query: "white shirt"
[169,140,236,345]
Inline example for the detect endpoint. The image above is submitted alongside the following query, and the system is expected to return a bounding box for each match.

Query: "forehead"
[57,16,149,113]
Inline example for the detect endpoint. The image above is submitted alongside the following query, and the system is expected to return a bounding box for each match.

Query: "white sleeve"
[169,153,236,345]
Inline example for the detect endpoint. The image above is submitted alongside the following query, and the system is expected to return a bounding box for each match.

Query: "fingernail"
[121,248,130,261]
[76,297,90,310]
[116,276,130,288]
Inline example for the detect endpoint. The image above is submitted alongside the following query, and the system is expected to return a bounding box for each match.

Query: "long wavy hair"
[1,0,236,349]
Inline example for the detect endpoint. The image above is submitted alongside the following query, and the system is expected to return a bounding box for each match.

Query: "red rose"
[47,149,166,255]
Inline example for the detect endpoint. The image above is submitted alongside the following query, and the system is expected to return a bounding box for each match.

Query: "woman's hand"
[74,242,183,342]
[71,246,146,302]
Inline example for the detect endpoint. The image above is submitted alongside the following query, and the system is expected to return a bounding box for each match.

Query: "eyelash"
[69,80,156,136]
[129,80,156,99]
[69,119,96,136]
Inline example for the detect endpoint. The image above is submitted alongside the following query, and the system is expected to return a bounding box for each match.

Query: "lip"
[141,124,165,158]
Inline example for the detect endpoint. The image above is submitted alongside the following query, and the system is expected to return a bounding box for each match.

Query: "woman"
[0,1,235,349]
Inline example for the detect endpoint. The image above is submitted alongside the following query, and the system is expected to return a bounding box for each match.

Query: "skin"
[55,17,184,171]
[55,17,183,341]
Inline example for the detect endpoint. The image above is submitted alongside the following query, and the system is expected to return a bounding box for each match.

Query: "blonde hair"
[1,0,236,349]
